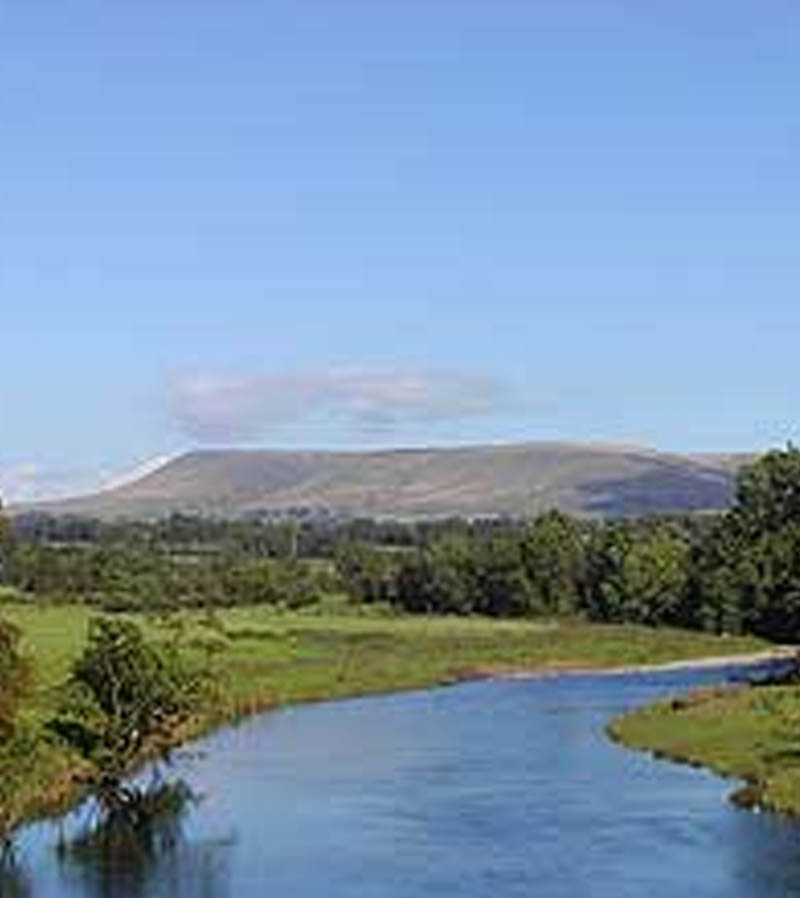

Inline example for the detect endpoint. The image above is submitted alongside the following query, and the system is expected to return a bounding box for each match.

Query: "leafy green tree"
[335,543,398,604]
[698,447,800,640]
[583,523,633,622]
[52,617,201,818]
[392,534,535,617]
[689,516,744,633]
[394,537,475,614]
[472,536,533,617]
[735,446,800,534]
[583,521,691,626]
[615,525,690,625]
[520,511,585,615]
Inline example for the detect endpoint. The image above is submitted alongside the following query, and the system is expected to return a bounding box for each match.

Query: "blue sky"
[1,1,798,501]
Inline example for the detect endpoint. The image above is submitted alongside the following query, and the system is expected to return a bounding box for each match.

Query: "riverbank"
[0,603,773,832]
[469,648,795,680]
[608,669,800,816]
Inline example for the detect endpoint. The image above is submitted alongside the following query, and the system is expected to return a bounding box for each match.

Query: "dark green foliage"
[390,449,800,641]
[2,543,326,612]
[695,448,800,642]
[583,521,691,626]
[0,618,31,742]
[395,537,483,615]
[45,617,206,863]
[53,618,200,784]
[9,447,800,641]
[335,543,399,604]
[385,515,694,623]
[520,510,586,615]
[735,447,800,534]
[0,617,33,846]
[471,536,533,617]
[393,534,534,618]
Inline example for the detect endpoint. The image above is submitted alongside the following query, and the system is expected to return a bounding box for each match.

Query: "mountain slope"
[15,443,752,520]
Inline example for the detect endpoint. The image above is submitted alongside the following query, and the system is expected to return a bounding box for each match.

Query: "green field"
[0,602,771,832]
[609,680,800,815]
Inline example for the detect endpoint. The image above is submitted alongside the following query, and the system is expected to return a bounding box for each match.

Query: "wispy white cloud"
[167,367,513,442]
[0,369,515,503]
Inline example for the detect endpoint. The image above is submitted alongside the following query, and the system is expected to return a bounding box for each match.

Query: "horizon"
[3,2,798,502]
[6,437,758,508]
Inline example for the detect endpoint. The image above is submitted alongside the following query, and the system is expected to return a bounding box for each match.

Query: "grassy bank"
[1,602,771,831]
[609,678,800,815]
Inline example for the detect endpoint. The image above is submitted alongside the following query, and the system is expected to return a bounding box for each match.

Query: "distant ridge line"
[14,442,753,521]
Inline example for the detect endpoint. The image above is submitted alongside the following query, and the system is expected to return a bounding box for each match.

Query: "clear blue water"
[7,664,800,897]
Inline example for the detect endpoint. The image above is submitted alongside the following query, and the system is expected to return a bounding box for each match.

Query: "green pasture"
[0,602,772,829]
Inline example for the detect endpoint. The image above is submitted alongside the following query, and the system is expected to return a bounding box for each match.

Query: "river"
[6,663,800,897]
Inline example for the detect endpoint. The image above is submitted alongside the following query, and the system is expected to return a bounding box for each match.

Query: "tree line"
[337,447,800,643]
[3,448,800,642]
[1,542,330,611]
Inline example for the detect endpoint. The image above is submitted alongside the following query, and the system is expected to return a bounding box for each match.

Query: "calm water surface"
[8,665,800,897]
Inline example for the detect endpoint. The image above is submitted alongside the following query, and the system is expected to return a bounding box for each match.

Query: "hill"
[14,443,752,520]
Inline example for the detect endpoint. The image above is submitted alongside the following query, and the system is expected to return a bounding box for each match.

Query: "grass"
[609,679,800,815]
[0,601,772,831]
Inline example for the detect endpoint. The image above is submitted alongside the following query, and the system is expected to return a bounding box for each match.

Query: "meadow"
[1,600,770,833]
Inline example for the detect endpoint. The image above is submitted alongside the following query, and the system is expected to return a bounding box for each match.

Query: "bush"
[0,618,31,742]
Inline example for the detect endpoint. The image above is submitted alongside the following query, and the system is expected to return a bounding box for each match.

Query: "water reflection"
[53,839,232,898]
[48,781,231,898]
[0,848,31,898]
[8,667,800,898]
[56,780,192,897]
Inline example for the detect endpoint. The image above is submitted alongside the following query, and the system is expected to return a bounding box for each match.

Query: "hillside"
[15,443,752,520]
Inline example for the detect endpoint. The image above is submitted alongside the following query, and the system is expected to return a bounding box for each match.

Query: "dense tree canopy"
[4,448,800,641]
[694,447,800,641]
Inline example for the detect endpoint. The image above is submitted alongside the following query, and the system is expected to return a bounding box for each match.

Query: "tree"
[335,543,397,604]
[699,447,800,641]
[520,511,585,615]
[583,522,634,623]
[395,537,478,615]
[583,520,691,626]
[51,617,201,821]
[734,446,800,534]
[615,525,690,625]
[472,536,533,617]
